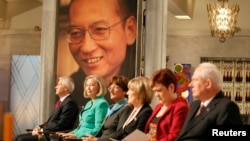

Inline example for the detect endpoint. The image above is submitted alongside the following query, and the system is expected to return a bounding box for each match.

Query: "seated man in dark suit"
[15,76,79,141]
[176,63,242,141]
[246,114,250,124]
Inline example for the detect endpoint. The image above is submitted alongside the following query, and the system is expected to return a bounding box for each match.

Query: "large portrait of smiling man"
[56,0,144,108]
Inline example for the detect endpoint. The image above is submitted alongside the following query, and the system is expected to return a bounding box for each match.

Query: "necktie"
[55,100,61,109]
[195,104,205,116]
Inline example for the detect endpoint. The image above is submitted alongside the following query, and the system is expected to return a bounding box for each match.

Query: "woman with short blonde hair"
[110,76,153,140]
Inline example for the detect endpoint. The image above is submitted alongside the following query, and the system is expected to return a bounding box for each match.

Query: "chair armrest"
[56,129,71,133]
[63,139,82,141]
[26,128,71,134]
[26,129,33,132]
[48,130,70,134]
[39,129,71,135]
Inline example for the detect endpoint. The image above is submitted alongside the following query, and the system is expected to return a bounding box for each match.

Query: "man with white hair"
[176,62,242,141]
[15,76,79,141]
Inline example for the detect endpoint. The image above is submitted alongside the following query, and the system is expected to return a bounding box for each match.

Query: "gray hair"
[58,76,75,93]
[196,62,223,89]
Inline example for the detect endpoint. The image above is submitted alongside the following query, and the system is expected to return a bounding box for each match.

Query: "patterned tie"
[55,100,61,109]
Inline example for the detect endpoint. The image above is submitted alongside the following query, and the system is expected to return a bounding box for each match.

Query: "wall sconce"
[207,0,240,43]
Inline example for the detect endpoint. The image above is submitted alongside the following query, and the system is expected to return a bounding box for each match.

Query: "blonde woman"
[109,76,154,140]
[59,75,109,139]
[83,75,133,141]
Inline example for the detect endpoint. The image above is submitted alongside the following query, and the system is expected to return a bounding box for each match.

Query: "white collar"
[202,95,215,107]
[59,94,70,102]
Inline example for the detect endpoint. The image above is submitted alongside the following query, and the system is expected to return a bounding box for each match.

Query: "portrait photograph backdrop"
[56,0,144,108]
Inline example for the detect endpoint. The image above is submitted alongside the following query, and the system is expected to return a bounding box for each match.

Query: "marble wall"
[167,35,250,71]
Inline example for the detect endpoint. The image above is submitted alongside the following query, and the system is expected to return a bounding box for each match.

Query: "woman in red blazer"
[144,68,189,141]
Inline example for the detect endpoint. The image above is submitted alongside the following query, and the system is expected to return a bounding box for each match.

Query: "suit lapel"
[147,104,161,124]
[47,97,70,121]
[107,100,127,116]
[179,93,223,138]
[108,104,123,116]
[186,101,200,122]
[180,101,200,134]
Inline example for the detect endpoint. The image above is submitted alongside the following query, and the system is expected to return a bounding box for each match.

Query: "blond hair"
[128,76,153,104]
[83,75,107,98]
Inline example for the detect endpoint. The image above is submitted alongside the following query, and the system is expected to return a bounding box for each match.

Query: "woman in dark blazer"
[83,75,132,141]
[96,76,131,141]
[144,68,189,141]
[109,76,154,140]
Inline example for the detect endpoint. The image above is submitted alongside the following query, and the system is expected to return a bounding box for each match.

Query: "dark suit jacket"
[40,95,79,132]
[176,91,242,141]
[15,95,79,141]
[110,104,153,140]
[144,96,189,141]
[97,104,133,141]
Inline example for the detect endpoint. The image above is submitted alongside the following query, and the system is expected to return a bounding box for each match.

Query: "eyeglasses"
[66,18,127,44]
[108,85,121,91]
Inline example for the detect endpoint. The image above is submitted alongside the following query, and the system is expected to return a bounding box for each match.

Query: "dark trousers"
[15,133,50,141]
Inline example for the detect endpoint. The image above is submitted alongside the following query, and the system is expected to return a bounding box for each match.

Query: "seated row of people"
[15,62,243,141]
[60,74,154,141]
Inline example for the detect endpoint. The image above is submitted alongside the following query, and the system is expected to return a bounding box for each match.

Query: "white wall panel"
[10,55,40,136]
